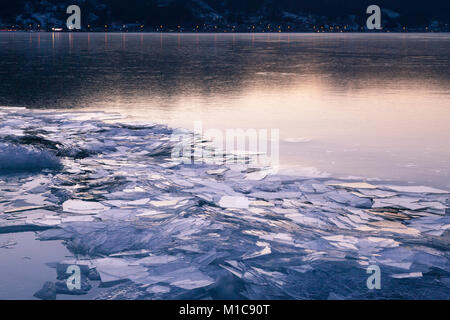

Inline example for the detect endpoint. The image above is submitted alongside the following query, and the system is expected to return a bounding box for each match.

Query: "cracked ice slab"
[62,200,108,214]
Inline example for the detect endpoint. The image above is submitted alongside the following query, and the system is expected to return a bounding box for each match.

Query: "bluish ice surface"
[0,107,449,299]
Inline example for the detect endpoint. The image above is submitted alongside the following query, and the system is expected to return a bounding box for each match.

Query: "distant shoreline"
[1,31,450,34]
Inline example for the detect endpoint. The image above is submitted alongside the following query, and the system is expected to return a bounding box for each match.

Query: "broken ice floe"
[0,143,61,173]
[62,200,107,215]
[0,108,449,299]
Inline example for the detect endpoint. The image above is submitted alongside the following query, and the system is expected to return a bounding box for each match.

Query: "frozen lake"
[0,33,449,188]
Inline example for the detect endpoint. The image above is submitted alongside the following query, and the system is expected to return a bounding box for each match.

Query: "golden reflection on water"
[79,72,449,188]
[4,33,449,187]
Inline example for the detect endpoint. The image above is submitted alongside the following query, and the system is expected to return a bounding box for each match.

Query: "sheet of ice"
[0,143,61,173]
[146,285,171,294]
[328,182,377,190]
[93,258,149,284]
[391,272,423,279]
[218,196,249,209]
[383,185,449,194]
[62,200,108,214]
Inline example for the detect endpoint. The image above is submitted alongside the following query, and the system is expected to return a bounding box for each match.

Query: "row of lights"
[2,23,429,32]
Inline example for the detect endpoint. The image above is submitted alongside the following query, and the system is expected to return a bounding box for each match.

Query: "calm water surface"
[0,32,449,188]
